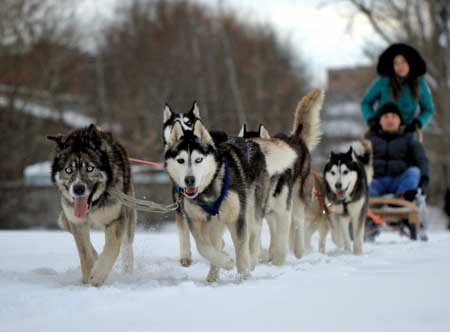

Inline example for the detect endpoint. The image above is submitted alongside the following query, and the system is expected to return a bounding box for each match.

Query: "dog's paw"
[270,256,286,266]
[237,270,251,282]
[293,248,304,259]
[179,258,192,267]
[270,250,287,266]
[89,262,110,287]
[206,267,220,283]
[223,257,235,270]
[82,275,90,284]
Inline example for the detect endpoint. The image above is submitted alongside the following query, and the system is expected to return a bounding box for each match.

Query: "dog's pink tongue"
[74,196,89,218]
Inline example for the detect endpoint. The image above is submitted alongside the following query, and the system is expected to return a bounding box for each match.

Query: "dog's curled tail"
[291,89,325,151]
[351,139,373,183]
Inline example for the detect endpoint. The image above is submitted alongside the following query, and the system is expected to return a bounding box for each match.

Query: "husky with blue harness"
[163,102,228,267]
[164,104,299,282]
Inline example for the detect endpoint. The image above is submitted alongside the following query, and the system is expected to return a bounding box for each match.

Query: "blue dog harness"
[176,160,229,217]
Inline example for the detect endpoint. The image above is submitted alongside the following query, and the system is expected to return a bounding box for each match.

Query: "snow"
[1,217,450,332]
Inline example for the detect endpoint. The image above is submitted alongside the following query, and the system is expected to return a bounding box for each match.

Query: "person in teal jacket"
[361,43,435,133]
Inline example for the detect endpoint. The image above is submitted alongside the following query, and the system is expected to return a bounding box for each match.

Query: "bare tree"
[0,0,86,180]
[95,0,311,161]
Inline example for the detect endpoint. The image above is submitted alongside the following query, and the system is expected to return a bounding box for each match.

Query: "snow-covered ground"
[1,218,450,332]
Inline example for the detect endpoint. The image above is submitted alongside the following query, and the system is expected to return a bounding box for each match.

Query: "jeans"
[369,167,421,197]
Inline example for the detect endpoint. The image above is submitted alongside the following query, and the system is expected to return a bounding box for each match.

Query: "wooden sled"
[368,197,420,240]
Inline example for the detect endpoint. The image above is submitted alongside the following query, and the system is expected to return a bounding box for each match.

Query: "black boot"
[402,189,418,202]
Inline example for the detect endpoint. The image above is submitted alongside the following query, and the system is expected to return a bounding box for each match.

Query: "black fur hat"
[377,43,426,77]
[377,102,403,124]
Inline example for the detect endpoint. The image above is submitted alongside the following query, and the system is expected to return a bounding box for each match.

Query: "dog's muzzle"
[183,176,199,198]
[334,182,346,200]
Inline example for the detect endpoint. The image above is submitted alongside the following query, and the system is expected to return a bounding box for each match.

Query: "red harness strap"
[313,186,329,216]
[128,157,164,168]
[312,182,335,230]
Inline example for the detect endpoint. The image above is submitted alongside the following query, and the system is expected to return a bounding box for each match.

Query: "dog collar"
[197,159,230,217]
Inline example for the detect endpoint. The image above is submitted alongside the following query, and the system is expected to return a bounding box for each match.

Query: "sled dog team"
[48,89,373,286]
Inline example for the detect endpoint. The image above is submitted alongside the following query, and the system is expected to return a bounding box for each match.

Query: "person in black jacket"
[367,103,430,199]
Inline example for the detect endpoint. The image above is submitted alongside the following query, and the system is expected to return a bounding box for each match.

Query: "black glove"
[404,119,421,133]
[418,176,429,195]
[368,118,380,132]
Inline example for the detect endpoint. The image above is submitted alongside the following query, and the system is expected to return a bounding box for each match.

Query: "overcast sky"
[77,0,383,85]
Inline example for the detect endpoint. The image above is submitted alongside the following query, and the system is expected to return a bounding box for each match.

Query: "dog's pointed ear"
[193,120,214,146]
[238,123,247,137]
[168,121,184,146]
[163,103,174,123]
[259,124,271,139]
[329,151,336,160]
[47,134,65,148]
[346,146,353,158]
[191,101,200,118]
[87,124,102,146]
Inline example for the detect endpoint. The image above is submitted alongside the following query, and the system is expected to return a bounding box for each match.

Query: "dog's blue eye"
[86,166,94,172]
[65,167,73,174]
[177,158,185,164]
[195,157,203,163]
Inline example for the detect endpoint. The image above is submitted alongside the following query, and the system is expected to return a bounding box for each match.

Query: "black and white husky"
[163,102,227,267]
[164,104,301,281]
[306,145,370,255]
[48,125,136,286]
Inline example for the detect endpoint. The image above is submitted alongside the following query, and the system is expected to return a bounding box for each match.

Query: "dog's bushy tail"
[291,89,324,151]
[351,139,373,183]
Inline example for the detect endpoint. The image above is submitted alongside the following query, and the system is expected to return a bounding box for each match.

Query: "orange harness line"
[128,157,164,168]
[367,209,384,225]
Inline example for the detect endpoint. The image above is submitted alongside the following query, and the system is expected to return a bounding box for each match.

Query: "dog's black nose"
[73,184,86,196]
[184,176,196,187]
[335,182,342,190]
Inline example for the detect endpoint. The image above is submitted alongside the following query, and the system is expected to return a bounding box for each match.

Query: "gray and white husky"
[164,105,299,281]
[305,144,370,255]
[48,125,136,286]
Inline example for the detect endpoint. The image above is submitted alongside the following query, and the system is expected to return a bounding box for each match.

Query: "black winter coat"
[367,130,430,187]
